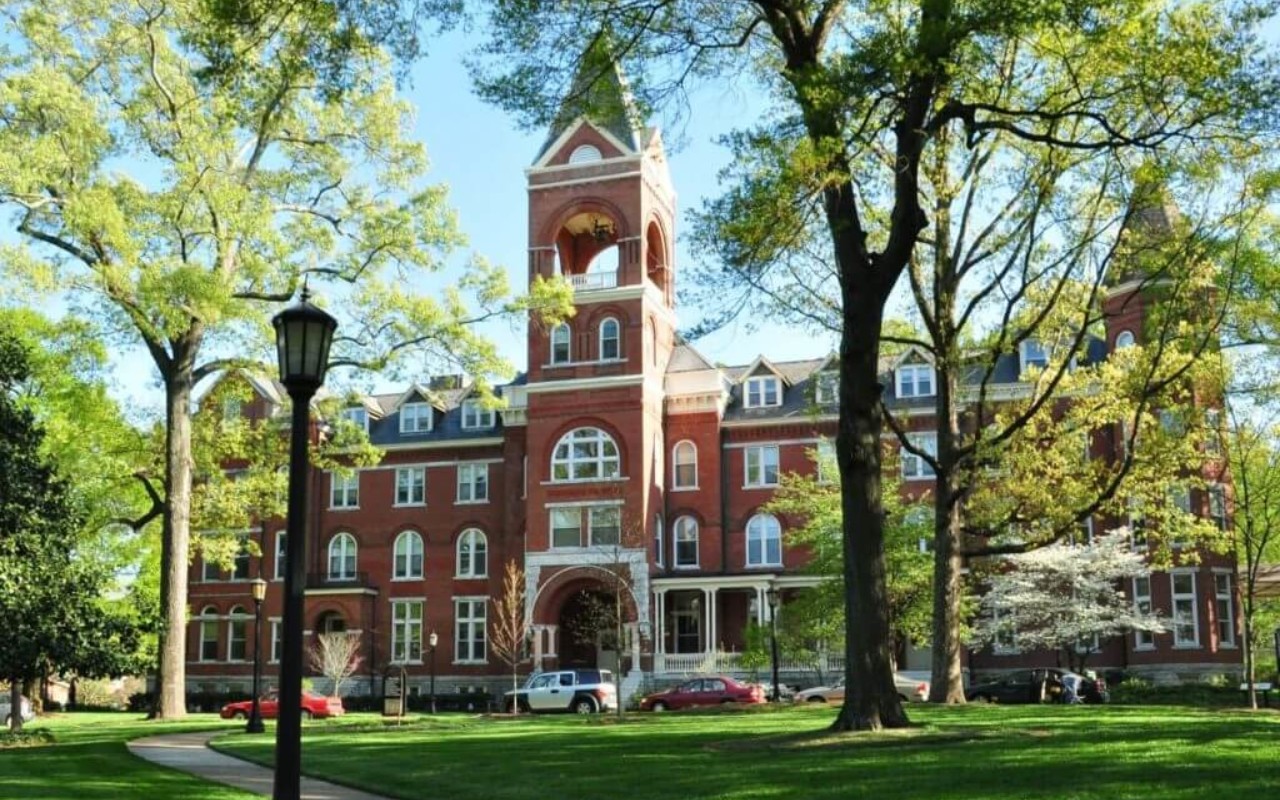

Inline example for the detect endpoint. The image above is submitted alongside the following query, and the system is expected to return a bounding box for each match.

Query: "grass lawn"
[0,712,256,800]
[209,704,1280,800]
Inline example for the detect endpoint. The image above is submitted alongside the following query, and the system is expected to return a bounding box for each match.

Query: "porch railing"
[655,650,845,677]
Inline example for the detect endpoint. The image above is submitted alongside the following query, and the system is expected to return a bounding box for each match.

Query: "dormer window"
[400,402,432,434]
[341,406,369,433]
[1019,340,1049,374]
[461,399,495,430]
[744,376,781,408]
[814,371,838,405]
[896,363,935,399]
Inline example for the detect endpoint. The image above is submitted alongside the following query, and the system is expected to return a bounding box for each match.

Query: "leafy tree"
[0,0,571,718]
[490,559,530,713]
[1224,410,1280,708]
[308,632,363,698]
[471,0,1279,729]
[970,530,1166,673]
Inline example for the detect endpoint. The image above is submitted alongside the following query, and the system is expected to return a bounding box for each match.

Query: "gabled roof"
[666,338,718,374]
[888,344,935,370]
[388,384,442,413]
[534,39,644,163]
[736,354,792,386]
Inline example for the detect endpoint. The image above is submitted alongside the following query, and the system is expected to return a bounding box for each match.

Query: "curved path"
[128,731,394,800]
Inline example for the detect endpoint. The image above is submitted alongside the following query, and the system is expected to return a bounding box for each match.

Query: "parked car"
[0,695,35,725]
[639,676,766,712]
[966,669,1108,704]
[219,690,345,720]
[793,673,930,704]
[504,669,617,714]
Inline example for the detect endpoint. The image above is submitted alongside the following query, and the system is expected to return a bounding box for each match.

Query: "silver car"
[793,673,930,703]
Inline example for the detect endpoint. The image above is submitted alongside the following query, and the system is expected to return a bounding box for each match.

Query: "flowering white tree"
[972,530,1166,672]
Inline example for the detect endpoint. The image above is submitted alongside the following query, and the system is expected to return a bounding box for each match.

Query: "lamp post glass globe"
[271,289,338,390]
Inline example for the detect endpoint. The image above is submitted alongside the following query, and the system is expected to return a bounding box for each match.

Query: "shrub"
[0,728,55,749]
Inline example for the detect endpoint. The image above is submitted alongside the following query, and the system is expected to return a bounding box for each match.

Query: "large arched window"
[550,323,571,365]
[674,516,699,568]
[198,605,219,662]
[746,514,782,567]
[672,440,698,489]
[393,530,424,580]
[227,605,249,662]
[456,529,488,578]
[328,533,357,580]
[599,317,621,361]
[551,427,621,482]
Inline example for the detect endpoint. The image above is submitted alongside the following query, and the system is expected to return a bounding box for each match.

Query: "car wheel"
[504,698,516,714]
[973,694,996,704]
[720,699,735,706]
[572,697,597,715]
[806,696,826,703]
[232,710,248,720]
[651,701,667,713]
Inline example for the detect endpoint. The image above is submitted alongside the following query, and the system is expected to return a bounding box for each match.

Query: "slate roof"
[534,41,645,162]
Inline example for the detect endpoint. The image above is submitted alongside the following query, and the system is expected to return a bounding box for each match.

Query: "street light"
[271,289,337,800]
[428,631,439,714]
[247,577,268,734]
[766,587,781,702]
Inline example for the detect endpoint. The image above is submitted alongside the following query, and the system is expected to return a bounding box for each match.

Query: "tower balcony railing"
[566,270,618,292]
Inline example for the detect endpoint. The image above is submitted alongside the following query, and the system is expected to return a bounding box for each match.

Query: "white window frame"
[269,619,282,663]
[815,439,836,484]
[674,516,699,569]
[341,406,369,433]
[330,471,360,509]
[745,513,782,567]
[390,600,424,664]
[551,508,583,549]
[744,376,782,409]
[1114,330,1136,349]
[201,556,221,582]
[1204,408,1223,456]
[395,466,426,507]
[589,507,621,547]
[328,533,358,580]
[456,463,490,503]
[1171,570,1200,648]
[599,317,621,361]
[672,440,698,490]
[198,607,219,662]
[1132,576,1155,650]
[1208,484,1228,530]
[454,597,488,664]
[550,323,571,365]
[1019,339,1049,374]
[226,606,249,662]
[654,515,664,568]
[456,529,488,578]
[1214,570,1236,648]
[550,427,621,482]
[896,363,935,399]
[744,444,780,488]
[813,371,838,405]
[273,531,287,581]
[901,433,937,481]
[460,399,495,430]
[393,530,424,580]
[400,402,433,434]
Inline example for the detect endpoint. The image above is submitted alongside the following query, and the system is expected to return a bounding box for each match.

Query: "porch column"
[626,622,641,674]
[531,624,545,670]
[755,586,766,625]
[708,589,719,654]
[546,624,559,658]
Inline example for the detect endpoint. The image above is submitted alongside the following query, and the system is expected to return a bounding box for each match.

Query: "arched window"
[674,516,699,568]
[672,441,697,489]
[328,533,357,580]
[393,530,423,580]
[551,427,621,482]
[1115,330,1136,350]
[227,605,249,662]
[569,144,603,164]
[599,317,620,360]
[746,514,782,567]
[550,323,571,365]
[646,318,657,367]
[198,606,219,662]
[456,529,488,578]
[654,514,664,567]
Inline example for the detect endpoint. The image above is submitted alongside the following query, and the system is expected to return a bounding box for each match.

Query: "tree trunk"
[8,680,22,733]
[154,365,194,719]
[1244,594,1256,710]
[929,469,967,702]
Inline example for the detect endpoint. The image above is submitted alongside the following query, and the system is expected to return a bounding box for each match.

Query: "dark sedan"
[966,668,1108,704]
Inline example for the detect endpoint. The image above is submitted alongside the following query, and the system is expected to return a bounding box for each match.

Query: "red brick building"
[186,76,1241,700]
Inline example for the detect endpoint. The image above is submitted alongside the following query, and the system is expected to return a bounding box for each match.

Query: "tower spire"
[535,36,644,162]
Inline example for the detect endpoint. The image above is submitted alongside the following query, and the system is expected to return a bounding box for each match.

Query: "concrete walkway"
[128,731,394,800]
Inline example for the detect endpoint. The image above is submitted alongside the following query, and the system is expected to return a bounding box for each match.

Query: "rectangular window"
[222,397,242,421]
[654,515,664,568]
[395,467,426,506]
[901,433,937,480]
[199,620,219,662]
[330,471,359,508]
[814,371,838,405]
[1204,409,1223,456]
[744,376,781,408]
[551,508,582,548]
[1215,572,1236,647]
[744,445,780,487]
[228,618,247,661]
[391,600,423,663]
[454,599,487,663]
[231,540,251,580]
[815,439,836,484]
[992,606,1017,654]
[341,406,369,433]
[457,463,489,503]
[1133,576,1155,650]
[274,532,287,581]
[400,402,433,433]
[461,399,495,430]
[1020,340,1049,373]
[270,620,282,663]
[1171,571,1200,648]
[896,364,935,398]
[589,507,621,547]
[202,559,220,582]
[1208,485,1228,529]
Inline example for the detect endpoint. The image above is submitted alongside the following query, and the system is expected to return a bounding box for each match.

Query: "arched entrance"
[558,588,620,669]
[315,610,346,635]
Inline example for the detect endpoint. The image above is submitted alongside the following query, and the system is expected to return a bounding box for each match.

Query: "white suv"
[504,669,617,714]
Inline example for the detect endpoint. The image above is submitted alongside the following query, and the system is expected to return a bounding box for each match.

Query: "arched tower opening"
[645,219,672,305]
[555,211,621,291]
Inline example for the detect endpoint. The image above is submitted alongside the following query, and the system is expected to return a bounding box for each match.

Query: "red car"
[639,676,766,712]
[220,690,344,720]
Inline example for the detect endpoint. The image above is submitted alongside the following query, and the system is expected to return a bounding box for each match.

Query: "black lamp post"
[428,631,439,714]
[247,577,268,734]
[271,289,337,800]
[766,586,781,702]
